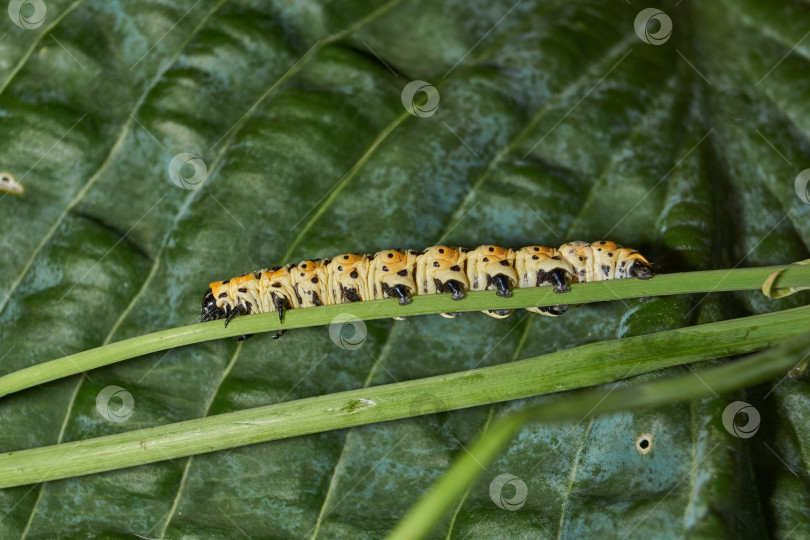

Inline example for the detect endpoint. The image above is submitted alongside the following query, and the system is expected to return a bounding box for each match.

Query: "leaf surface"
[0,0,808,537]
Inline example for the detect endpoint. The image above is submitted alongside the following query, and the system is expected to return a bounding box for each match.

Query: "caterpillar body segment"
[261,267,298,317]
[415,246,468,298]
[415,246,469,318]
[466,245,518,319]
[201,241,653,334]
[466,245,517,297]
[325,254,370,305]
[514,246,575,317]
[367,249,420,320]
[290,260,327,308]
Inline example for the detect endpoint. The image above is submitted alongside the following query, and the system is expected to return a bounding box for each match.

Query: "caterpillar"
[201,241,652,339]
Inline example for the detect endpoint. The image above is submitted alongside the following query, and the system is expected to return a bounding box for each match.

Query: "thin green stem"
[0,304,808,489]
[388,329,810,540]
[0,264,807,399]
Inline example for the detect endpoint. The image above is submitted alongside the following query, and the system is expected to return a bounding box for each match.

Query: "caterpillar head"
[201,286,227,322]
[616,249,653,279]
[590,241,654,280]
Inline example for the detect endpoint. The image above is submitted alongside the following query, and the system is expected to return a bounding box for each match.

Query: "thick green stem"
[0,304,808,489]
[388,329,810,540]
[0,264,808,399]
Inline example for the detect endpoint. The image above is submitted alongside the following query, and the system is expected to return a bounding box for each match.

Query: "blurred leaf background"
[1,0,809,537]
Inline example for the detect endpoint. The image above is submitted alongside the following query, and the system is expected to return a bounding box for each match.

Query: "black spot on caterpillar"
[200,242,653,337]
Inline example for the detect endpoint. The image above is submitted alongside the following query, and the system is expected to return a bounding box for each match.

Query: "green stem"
[0,304,808,489]
[0,264,808,399]
[388,329,810,540]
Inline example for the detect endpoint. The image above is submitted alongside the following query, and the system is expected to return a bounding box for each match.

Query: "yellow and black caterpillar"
[201,241,652,339]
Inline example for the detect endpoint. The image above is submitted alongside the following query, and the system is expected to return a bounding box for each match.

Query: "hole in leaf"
[636,433,652,455]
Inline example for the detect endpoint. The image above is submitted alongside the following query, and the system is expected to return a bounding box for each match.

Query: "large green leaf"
[1,0,808,537]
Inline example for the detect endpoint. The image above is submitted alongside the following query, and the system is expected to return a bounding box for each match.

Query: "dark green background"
[1,0,808,537]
